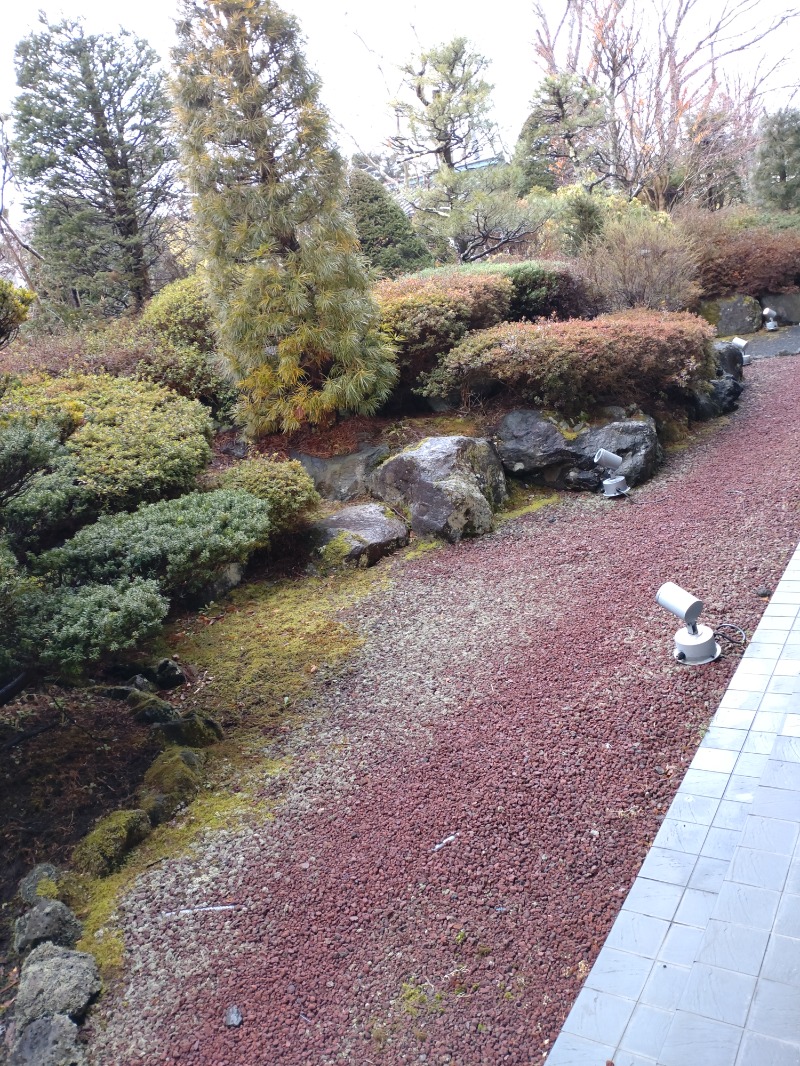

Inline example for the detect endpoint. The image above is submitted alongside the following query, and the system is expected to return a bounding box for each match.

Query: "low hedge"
[376,261,596,391]
[214,456,319,532]
[36,489,273,598]
[423,311,716,414]
[693,227,800,298]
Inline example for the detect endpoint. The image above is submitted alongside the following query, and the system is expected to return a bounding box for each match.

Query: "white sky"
[1,0,797,211]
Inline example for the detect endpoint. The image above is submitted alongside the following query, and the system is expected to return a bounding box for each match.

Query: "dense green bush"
[423,311,716,413]
[0,280,35,351]
[1,374,213,517]
[215,456,319,531]
[0,420,58,510]
[346,169,433,277]
[138,275,216,352]
[134,344,239,420]
[500,262,597,321]
[36,490,272,597]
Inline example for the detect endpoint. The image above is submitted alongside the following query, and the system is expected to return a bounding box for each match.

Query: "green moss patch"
[498,482,558,523]
[72,810,151,878]
[139,748,206,825]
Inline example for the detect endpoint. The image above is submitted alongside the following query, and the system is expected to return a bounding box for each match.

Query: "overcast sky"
[1,0,796,212]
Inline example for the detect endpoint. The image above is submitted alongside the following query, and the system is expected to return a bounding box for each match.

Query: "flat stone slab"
[743,325,800,361]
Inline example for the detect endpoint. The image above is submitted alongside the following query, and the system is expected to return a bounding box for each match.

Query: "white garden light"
[655,582,721,665]
[731,337,751,365]
[594,448,629,497]
[763,307,778,331]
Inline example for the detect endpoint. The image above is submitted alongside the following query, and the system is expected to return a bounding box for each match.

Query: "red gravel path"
[88,359,800,1066]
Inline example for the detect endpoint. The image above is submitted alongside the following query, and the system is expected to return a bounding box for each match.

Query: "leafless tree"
[531,0,797,208]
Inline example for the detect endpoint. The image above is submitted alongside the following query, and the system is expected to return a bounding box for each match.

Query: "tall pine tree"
[13,17,178,314]
[172,0,397,434]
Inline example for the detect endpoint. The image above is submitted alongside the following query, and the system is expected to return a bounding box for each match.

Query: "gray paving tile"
[653,818,709,854]
[639,848,697,887]
[682,769,731,799]
[713,800,751,832]
[733,753,770,778]
[723,774,760,802]
[743,730,782,754]
[754,618,794,632]
[678,962,756,1026]
[763,759,800,791]
[657,924,704,966]
[622,878,684,921]
[715,700,759,722]
[753,708,787,731]
[729,673,771,693]
[752,787,800,821]
[773,736,800,763]
[734,657,778,676]
[584,947,654,999]
[674,887,718,928]
[773,659,800,677]
[703,727,749,751]
[692,747,739,774]
[544,1032,616,1065]
[619,1003,673,1059]
[640,961,691,1009]
[610,1053,659,1066]
[561,987,635,1045]
[687,856,731,894]
[760,934,800,988]
[728,847,791,891]
[696,920,770,976]
[712,882,781,930]
[658,1010,742,1066]
[605,910,670,957]
[735,1031,800,1066]
[783,714,800,737]
[747,978,800,1043]
[666,793,719,825]
[742,629,787,647]
[702,827,743,862]
[774,893,800,938]
[743,643,782,660]
[740,815,799,855]
[768,676,800,695]
[762,604,800,618]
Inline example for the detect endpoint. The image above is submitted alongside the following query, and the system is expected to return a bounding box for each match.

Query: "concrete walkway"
[547,543,800,1066]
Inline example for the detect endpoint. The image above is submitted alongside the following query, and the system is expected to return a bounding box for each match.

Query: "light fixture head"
[731,336,751,365]
[594,448,628,497]
[655,582,721,665]
[762,307,778,331]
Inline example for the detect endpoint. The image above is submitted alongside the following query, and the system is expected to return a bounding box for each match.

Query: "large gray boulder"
[292,444,390,501]
[14,900,82,955]
[699,294,762,335]
[10,1014,87,1066]
[494,411,661,491]
[313,504,410,567]
[712,340,744,381]
[760,293,800,324]
[14,944,101,1030]
[370,436,507,542]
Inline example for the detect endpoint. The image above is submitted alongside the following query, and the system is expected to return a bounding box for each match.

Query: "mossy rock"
[139,748,206,825]
[126,690,181,724]
[71,810,151,878]
[155,711,223,748]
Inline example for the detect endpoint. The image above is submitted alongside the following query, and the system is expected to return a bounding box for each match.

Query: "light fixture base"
[673,623,721,665]
[602,475,629,497]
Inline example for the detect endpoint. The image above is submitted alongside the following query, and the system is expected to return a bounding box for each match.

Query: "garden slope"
[88,359,800,1066]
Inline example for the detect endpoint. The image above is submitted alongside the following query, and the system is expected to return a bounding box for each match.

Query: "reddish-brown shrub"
[375,271,513,386]
[424,311,716,414]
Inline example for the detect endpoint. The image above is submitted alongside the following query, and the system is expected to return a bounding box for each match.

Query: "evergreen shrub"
[36,489,272,597]
[424,311,716,413]
[215,456,319,531]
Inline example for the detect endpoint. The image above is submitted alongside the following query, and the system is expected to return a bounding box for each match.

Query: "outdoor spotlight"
[594,448,628,498]
[655,582,721,665]
[763,307,778,331]
[731,336,751,366]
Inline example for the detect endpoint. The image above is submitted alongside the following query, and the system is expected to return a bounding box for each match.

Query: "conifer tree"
[346,169,432,277]
[172,0,397,434]
[753,109,800,211]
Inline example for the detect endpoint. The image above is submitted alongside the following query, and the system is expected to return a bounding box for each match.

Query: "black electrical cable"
[714,622,748,652]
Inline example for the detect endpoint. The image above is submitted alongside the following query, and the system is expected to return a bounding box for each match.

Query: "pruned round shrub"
[501,261,597,321]
[1,374,213,515]
[138,275,216,352]
[376,271,513,386]
[36,489,272,597]
[424,311,716,414]
[134,344,239,420]
[215,456,319,532]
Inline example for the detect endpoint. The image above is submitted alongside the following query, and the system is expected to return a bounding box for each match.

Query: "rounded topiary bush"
[1,374,213,525]
[138,275,215,352]
[215,456,319,532]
